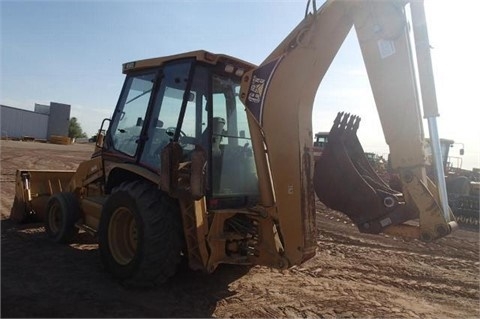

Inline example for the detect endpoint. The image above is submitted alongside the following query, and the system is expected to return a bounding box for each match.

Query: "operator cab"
[103,51,259,207]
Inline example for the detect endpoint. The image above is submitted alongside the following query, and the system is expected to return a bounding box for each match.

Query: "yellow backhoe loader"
[11,0,457,286]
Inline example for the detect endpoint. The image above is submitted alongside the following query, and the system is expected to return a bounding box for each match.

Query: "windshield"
[109,72,156,156]
[140,61,195,167]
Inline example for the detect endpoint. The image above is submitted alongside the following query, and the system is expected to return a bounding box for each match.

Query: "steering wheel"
[153,127,187,159]
[165,127,186,138]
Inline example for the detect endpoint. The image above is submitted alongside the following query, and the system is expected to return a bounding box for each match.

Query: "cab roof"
[122,50,256,74]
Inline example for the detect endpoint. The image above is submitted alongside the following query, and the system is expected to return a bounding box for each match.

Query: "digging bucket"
[314,112,416,234]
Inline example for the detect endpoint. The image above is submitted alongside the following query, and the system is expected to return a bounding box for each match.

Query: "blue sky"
[1,0,479,170]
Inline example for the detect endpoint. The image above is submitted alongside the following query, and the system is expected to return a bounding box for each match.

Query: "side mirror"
[95,118,110,152]
[460,148,464,156]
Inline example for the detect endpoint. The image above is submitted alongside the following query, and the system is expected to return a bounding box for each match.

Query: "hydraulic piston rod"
[410,1,451,221]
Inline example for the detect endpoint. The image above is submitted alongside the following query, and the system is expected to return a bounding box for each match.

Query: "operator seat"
[211,117,226,157]
[202,117,226,157]
[201,117,225,194]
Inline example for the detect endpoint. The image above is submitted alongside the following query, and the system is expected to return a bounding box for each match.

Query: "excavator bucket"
[11,169,76,223]
[314,112,416,234]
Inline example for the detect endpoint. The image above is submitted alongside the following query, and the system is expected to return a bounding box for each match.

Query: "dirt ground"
[1,140,479,318]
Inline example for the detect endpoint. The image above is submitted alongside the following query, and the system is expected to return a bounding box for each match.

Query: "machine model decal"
[245,56,284,125]
[377,39,396,59]
[248,75,265,104]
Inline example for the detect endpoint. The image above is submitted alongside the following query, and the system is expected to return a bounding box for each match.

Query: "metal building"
[0,102,71,140]
[47,102,71,138]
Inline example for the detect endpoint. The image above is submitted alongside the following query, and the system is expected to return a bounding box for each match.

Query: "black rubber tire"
[98,180,183,287]
[45,192,80,243]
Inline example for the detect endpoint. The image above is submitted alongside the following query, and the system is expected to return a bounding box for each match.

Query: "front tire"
[98,181,183,287]
[45,192,80,243]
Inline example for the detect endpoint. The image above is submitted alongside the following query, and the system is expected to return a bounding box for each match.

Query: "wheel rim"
[48,201,62,234]
[108,207,138,266]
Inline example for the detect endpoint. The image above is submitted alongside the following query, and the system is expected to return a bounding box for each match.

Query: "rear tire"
[45,192,80,243]
[98,181,183,287]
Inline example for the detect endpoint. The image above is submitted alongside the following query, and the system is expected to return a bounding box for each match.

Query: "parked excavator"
[424,138,480,227]
[11,0,457,286]
[313,131,329,161]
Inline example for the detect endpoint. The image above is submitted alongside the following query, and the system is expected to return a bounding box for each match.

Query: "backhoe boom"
[240,0,455,266]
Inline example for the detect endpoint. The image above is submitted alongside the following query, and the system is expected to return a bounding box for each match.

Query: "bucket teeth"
[331,112,361,136]
[346,114,357,132]
[339,112,349,129]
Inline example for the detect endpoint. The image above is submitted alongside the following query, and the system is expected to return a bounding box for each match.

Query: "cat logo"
[247,75,265,104]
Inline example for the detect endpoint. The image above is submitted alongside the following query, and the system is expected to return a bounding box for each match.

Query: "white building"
[0,102,71,140]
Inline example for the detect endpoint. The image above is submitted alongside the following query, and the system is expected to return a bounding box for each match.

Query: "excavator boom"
[240,0,455,265]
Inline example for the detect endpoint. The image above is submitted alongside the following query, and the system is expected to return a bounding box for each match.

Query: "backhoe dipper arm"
[240,0,455,266]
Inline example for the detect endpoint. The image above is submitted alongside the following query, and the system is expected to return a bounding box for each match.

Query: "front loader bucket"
[314,112,416,234]
[11,169,76,223]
